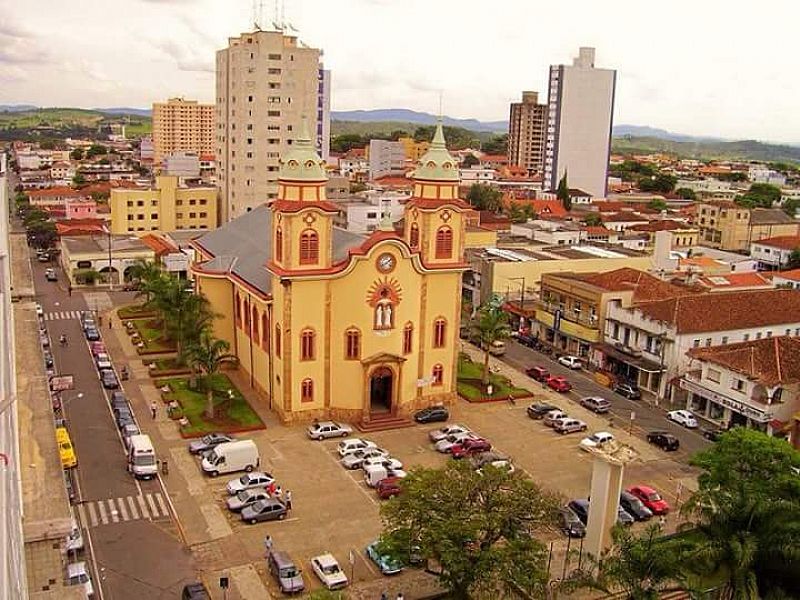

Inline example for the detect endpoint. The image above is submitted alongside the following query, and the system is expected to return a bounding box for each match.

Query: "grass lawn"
[150,357,191,373]
[118,304,156,319]
[457,355,531,402]
[132,319,176,353]
[161,374,265,436]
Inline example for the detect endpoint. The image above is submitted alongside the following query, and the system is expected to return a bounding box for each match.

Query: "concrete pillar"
[584,455,625,558]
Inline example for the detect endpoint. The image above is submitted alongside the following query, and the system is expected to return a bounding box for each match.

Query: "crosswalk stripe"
[137,494,150,519]
[78,494,175,528]
[77,503,88,527]
[127,495,139,520]
[117,497,129,520]
[108,499,120,523]
[146,493,158,518]
[97,501,108,525]
[155,492,169,518]
[87,502,99,527]
[44,310,82,321]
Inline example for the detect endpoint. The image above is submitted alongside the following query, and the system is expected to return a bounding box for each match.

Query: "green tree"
[718,172,749,182]
[557,172,571,211]
[129,259,165,302]
[482,133,508,155]
[70,148,84,160]
[675,187,697,200]
[72,173,86,186]
[462,154,480,168]
[27,220,57,249]
[466,184,503,212]
[349,182,367,193]
[330,134,366,154]
[380,460,557,600]
[157,278,214,363]
[470,302,511,386]
[648,199,669,212]
[23,208,50,227]
[737,183,782,208]
[785,248,800,270]
[186,332,238,418]
[639,174,677,193]
[583,213,603,227]
[86,144,108,158]
[781,197,799,217]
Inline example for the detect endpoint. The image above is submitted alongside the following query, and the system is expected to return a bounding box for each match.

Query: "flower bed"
[148,357,192,377]
[457,355,532,403]
[131,319,177,354]
[117,304,157,320]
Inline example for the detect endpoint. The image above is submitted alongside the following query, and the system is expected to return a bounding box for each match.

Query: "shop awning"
[594,342,664,373]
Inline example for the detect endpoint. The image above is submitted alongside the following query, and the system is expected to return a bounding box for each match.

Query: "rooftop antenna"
[438,91,443,121]
[252,0,265,30]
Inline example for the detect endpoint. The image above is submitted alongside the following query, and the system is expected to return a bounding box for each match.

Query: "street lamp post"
[105,226,114,291]
[508,276,526,330]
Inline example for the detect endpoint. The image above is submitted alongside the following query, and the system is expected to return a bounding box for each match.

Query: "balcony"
[535,308,600,343]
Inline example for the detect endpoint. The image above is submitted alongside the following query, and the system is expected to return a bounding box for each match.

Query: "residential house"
[696,201,800,252]
[750,235,800,269]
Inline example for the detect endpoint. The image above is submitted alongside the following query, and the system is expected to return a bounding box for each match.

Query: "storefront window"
[709,402,725,420]
[690,393,708,413]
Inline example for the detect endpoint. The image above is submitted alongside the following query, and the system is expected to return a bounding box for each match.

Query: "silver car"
[340,447,389,469]
[307,421,353,440]
[226,472,275,495]
[429,424,470,443]
[226,488,271,512]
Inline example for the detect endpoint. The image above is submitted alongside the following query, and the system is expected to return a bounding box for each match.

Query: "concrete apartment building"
[544,47,616,198]
[216,29,331,222]
[368,139,406,179]
[696,200,800,251]
[109,175,217,234]
[331,190,409,233]
[508,91,547,176]
[152,98,215,165]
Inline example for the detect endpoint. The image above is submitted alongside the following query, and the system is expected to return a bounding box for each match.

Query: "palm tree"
[469,302,511,386]
[130,259,165,305]
[186,332,238,419]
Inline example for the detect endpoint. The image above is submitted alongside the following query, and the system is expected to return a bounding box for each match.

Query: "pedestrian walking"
[284,489,292,510]
[108,317,112,329]
[275,485,283,500]
[658,515,666,529]
[98,315,103,326]
[264,535,273,557]
[150,401,157,419]
[67,284,72,297]
[380,593,387,600]
[396,593,404,600]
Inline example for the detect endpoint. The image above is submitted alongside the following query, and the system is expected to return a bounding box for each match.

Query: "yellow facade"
[398,137,430,161]
[110,176,217,234]
[697,201,800,251]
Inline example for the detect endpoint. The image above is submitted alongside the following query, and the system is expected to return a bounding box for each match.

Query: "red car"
[451,438,492,459]
[546,376,572,393]
[627,485,670,515]
[376,477,403,500]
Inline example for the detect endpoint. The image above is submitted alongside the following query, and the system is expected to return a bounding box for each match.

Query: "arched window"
[435,226,453,259]
[299,229,319,264]
[301,378,314,402]
[275,226,283,262]
[409,223,420,249]
[433,317,447,348]
[275,323,281,358]
[243,298,250,331]
[345,328,361,360]
[402,322,413,355]
[251,306,260,344]
[300,328,316,361]
[432,364,444,386]
[261,312,269,351]
[234,291,242,327]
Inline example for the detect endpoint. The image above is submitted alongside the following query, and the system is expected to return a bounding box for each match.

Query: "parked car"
[554,418,587,435]
[429,424,471,443]
[35,302,44,317]
[702,427,725,441]
[559,507,587,538]
[544,410,569,427]
[90,341,106,356]
[181,582,211,600]
[337,438,378,457]
[579,431,615,451]
[114,406,135,429]
[667,410,698,429]
[526,401,559,419]
[45,268,57,281]
[546,376,572,393]
[366,541,403,575]
[434,431,478,453]
[43,351,54,368]
[226,488,272,512]
[525,366,550,382]
[616,505,636,526]
[311,553,348,590]
[121,423,140,450]
[470,451,513,472]
[567,499,590,524]
[627,485,670,515]
[37,252,50,263]
[109,391,127,407]
[241,498,288,524]
[413,405,449,424]
[450,437,492,459]
[100,369,119,389]
[646,431,680,451]
[188,433,235,455]
[557,355,582,369]
[66,561,94,597]
[340,447,389,470]
[516,334,537,348]
[85,327,101,341]
[614,382,641,400]
[362,456,403,472]
[95,353,112,370]
[81,316,97,332]
[307,421,352,440]
[226,472,275,495]
[579,396,611,414]
[619,491,653,521]
[376,477,403,499]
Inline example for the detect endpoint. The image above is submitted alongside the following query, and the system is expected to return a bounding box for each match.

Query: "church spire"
[278,116,327,185]
[412,119,459,184]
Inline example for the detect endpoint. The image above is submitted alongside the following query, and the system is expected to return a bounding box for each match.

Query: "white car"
[340,447,389,470]
[35,303,44,317]
[226,471,275,495]
[311,553,349,590]
[307,421,353,440]
[362,456,403,471]
[337,438,377,457]
[435,431,478,453]
[66,561,94,597]
[667,410,698,429]
[579,431,615,451]
[95,353,113,370]
[557,355,582,369]
[428,424,471,443]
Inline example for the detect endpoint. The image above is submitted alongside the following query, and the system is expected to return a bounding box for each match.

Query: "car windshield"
[133,455,155,466]
[322,564,341,575]
[236,491,250,501]
[647,492,662,501]
[252,500,268,510]
[239,475,250,484]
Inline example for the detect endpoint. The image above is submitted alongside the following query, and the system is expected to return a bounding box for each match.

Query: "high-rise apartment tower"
[152,98,215,165]
[544,47,616,198]
[216,29,330,222]
[508,91,547,177]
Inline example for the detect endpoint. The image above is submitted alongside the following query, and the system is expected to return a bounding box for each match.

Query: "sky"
[0,0,798,143]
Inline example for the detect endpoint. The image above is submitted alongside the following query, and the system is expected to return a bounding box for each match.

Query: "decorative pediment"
[360,352,407,366]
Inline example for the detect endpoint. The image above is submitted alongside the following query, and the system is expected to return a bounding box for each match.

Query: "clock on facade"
[376,253,396,273]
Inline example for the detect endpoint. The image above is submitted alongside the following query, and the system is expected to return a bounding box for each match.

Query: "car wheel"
[245,464,254,473]
[210,470,219,477]
[278,513,286,520]
[249,519,257,525]
[315,435,323,441]
[341,431,349,437]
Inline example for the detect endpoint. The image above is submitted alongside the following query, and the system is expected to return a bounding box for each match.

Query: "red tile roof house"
[598,288,800,404]
[683,336,800,436]
[749,235,800,270]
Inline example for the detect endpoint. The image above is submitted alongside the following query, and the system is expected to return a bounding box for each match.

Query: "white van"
[127,434,158,480]
[201,440,260,477]
[364,464,407,487]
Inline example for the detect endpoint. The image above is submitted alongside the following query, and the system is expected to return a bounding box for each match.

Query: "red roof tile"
[697,272,773,289]
[688,336,800,386]
[774,268,800,282]
[140,234,178,256]
[751,235,800,251]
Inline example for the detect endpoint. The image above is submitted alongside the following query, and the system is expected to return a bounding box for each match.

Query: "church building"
[191,122,469,423]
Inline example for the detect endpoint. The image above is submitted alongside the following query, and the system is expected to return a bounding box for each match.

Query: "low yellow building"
[398,136,430,161]
[192,123,468,423]
[697,201,800,252]
[109,175,217,234]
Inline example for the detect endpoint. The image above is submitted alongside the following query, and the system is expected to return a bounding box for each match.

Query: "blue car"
[365,542,402,576]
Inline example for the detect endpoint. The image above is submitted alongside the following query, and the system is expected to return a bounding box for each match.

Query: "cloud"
[0,18,50,65]
[153,39,215,73]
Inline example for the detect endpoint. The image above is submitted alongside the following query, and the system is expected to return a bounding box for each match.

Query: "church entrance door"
[369,367,393,414]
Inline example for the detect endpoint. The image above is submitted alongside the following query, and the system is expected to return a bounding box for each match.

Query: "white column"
[584,455,625,558]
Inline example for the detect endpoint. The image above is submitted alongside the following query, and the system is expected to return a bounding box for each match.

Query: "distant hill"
[0,104,39,113]
[0,107,151,139]
[612,124,726,143]
[611,136,800,164]
[332,109,507,133]
[94,107,152,117]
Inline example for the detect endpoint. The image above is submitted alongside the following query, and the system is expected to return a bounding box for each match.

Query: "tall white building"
[216,28,331,222]
[368,140,406,179]
[544,47,616,198]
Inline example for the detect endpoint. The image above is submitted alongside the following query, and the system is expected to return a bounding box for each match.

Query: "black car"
[43,351,54,368]
[516,334,537,348]
[620,491,653,521]
[188,433,235,455]
[100,369,119,389]
[414,406,449,424]
[181,583,211,600]
[526,401,559,420]
[647,431,680,451]
[559,507,586,538]
[567,499,590,524]
[110,395,129,412]
[702,427,725,442]
[85,327,101,341]
[614,382,641,400]
[114,406,135,429]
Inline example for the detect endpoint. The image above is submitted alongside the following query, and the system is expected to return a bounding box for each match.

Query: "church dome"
[278,119,328,183]
[412,121,459,183]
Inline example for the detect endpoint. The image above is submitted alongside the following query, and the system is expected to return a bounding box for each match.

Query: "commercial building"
[368,140,406,179]
[508,91,547,177]
[696,201,800,252]
[192,123,468,423]
[216,28,330,222]
[109,175,217,234]
[544,47,616,198]
[60,234,156,286]
[152,97,215,165]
